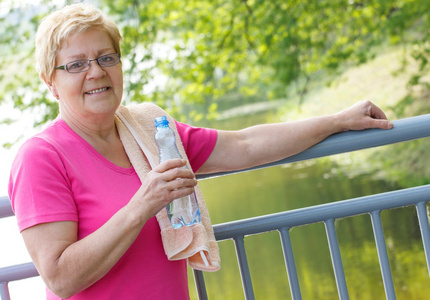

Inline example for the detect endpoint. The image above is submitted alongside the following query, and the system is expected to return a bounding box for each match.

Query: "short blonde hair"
[35,3,122,83]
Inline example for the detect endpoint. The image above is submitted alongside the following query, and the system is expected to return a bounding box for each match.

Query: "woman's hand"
[333,100,393,132]
[131,158,197,221]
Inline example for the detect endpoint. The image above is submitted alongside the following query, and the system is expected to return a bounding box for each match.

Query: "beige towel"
[115,103,220,272]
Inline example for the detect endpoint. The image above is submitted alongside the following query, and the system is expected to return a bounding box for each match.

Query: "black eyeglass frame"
[55,53,121,73]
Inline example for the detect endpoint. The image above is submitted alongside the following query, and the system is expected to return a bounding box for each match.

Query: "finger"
[163,168,196,182]
[364,102,393,129]
[368,118,394,129]
[154,159,187,173]
[166,177,198,191]
[367,102,388,120]
[168,186,196,200]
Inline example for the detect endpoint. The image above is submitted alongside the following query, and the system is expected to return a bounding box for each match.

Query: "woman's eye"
[68,61,86,70]
[99,56,114,64]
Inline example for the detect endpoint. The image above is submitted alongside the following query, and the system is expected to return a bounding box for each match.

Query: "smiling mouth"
[86,87,108,94]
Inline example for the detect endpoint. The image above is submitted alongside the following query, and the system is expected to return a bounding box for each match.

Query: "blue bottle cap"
[154,116,169,127]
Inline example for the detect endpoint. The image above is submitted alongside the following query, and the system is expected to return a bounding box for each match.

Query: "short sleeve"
[8,137,78,231]
[174,121,218,172]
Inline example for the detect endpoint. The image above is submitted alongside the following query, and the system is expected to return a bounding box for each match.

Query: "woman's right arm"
[21,159,196,299]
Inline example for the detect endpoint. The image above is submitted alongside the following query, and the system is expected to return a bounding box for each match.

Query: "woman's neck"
[60,111,132,168]
[60,107,118,139]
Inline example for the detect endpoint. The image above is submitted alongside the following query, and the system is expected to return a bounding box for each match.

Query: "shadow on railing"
[1,114,430,300]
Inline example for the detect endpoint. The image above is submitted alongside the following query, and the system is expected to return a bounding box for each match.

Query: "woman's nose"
[86,60,106,78]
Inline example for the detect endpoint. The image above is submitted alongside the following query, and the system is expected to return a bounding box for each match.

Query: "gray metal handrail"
[212,185,430,241]
[192,185,430,300]
[1,113,430,299]
[198,113,430,179]
[0,263,39,300]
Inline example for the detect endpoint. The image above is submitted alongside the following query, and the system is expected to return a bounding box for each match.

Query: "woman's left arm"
[198,100,393,174]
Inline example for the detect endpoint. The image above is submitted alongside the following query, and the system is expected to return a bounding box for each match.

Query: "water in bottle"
[154,116,201,229]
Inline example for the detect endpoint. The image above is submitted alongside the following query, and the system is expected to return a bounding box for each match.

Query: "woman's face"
[48,29,123,121]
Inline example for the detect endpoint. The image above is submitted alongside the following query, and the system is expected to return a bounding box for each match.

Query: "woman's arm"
[198,100,393,174]
[21,159,196,299]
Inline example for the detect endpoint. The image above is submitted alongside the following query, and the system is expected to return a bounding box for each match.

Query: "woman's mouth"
[86,87,108,94]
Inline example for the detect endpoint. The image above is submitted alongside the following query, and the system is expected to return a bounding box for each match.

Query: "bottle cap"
[154,116,169,127]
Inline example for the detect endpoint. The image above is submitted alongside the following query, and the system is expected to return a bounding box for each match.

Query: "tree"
[1,0,430,130]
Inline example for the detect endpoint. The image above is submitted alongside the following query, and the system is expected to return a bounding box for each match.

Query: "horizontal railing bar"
[214,184,430,241]
[0,263,39,283]
[198,114,430,180]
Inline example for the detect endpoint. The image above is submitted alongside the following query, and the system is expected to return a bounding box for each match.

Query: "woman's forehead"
[57,30,115,61]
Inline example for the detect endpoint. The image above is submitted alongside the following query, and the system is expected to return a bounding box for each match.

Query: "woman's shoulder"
[16,118,79,160]
[117,103,173,132]
[119,102,167,118]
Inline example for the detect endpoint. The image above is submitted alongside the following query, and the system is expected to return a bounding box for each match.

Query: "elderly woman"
[8,3,393,300]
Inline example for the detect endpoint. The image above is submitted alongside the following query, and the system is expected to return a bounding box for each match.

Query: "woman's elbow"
[43,271,83,299]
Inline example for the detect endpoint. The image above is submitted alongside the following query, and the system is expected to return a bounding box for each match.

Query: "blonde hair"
[35,3,122,83]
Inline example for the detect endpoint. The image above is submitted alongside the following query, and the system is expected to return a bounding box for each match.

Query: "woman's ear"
[44,78,59,100]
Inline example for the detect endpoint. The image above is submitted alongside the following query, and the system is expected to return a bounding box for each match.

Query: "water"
[187,157,430,299]
[166,193,201,229]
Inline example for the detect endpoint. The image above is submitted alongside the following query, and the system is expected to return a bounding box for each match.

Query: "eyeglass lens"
[66,53,120,73]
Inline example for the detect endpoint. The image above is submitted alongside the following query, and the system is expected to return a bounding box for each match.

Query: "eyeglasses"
[55,53,121,73]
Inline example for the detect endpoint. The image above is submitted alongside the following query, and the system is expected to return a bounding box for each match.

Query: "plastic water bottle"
[154,116,202,229]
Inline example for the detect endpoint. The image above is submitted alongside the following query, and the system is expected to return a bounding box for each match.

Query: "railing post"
[193,269,208,300]
[279,227,302,300]
[416,202,430,275]
[370,211,396,300]
[325,219,349,300]
[233,236,255,300]
[0,282,11,300]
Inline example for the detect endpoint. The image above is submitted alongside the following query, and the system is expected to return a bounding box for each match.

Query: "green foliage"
[0,0,61,127]
[1,0,430,125]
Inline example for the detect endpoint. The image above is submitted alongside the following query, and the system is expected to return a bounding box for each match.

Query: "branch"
[241,0,255,48]
[218,12,235,49]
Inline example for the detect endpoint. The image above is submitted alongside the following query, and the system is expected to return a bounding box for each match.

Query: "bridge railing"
[2,114,430,300]
[193,182,430,300]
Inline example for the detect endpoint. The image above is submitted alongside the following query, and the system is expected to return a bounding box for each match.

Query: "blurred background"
[1,0,430,299]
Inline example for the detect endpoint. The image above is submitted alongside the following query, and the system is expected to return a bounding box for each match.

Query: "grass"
[277,47,418,121]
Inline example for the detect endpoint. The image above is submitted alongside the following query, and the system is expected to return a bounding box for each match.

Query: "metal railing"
[1,114,430,300]
[193,184,430,300]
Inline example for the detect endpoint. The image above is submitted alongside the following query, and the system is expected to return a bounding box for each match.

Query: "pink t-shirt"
[8,117,217,300]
